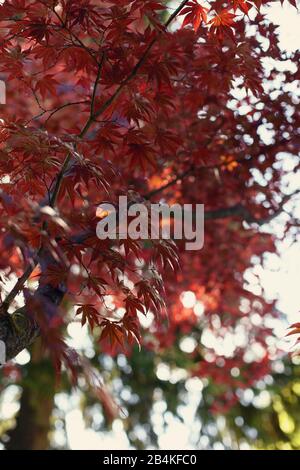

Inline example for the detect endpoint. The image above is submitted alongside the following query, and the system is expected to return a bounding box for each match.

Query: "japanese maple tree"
[0,0,299,430]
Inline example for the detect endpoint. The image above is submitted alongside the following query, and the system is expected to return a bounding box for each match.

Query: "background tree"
[0,0,299,449]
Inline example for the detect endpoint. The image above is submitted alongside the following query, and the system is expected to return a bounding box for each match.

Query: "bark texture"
[0,310,39,361]
[0,249,67,362]
[6,341,55,450]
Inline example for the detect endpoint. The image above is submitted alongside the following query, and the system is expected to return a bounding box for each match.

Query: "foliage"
[0,0,299,449]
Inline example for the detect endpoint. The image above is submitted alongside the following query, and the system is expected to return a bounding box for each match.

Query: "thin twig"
[93,0,190,119]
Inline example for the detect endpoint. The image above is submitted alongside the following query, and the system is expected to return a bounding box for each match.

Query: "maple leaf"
[93,123,122,156]
[232,0,251,14]
[122,312,141,348]
[40,264,68,287]
[209,9,236,28]
[122,93,156,123]
[25,17,51,43]
[132,0,166,15]
[180,0,209,31]
[125,294,146,317]
[125,129,157,172]
[136,279,164,314]
[35,75,59,100]
[208,9,236,40]
[121,238,142,259]
[86,275,108,297]
[153,239,179,272]
[67,0,96,28]
[154,128,182,153]
[76,304,101,330]
[100,320,126,350]
[286,323,300,341]
[32,44,58,69]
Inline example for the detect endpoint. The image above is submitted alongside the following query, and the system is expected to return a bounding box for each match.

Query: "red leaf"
[180,0,209,31]
[76,304,101,330]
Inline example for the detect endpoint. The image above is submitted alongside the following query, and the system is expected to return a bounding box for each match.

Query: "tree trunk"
[6,340,55,450]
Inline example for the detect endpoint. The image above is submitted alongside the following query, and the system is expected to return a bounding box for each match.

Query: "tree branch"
[93,0,189,120]
[145,137,294,200]
[0,247,67,361]
[205,189,300,225]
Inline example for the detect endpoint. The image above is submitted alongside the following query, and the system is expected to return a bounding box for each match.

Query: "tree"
[0,0,299,449]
